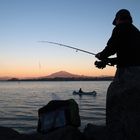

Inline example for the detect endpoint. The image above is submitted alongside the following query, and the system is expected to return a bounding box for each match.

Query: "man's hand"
[94,58,117,69]
[94,60,107,69]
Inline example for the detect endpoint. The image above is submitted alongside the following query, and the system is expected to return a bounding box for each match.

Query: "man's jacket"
[99,23,140,67]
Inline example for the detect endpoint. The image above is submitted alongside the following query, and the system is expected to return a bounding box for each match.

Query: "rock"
[0,125,83,140]
[16,132,44,140]
[0,126,20,140]
[83,123,108,140]
[42,126,83,140]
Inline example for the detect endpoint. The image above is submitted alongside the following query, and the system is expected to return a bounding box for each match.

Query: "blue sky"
[0,0,140,77]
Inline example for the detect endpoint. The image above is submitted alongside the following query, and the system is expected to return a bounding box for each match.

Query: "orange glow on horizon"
[0,66,116,78]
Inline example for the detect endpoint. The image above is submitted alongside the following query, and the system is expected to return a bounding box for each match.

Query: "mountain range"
[0,71,113,81]
[41,71,86,78]
[0,71,87,80]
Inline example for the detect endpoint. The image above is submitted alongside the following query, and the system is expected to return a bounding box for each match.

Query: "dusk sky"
[0,0,140,78]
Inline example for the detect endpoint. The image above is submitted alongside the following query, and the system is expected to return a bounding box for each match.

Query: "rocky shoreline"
[0,124,108,140]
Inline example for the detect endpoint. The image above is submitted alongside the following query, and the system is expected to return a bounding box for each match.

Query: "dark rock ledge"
[0,124,108,140]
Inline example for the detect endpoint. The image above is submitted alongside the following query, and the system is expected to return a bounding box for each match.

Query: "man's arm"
[94,57,117,69]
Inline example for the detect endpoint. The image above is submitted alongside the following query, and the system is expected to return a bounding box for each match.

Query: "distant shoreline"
[0,76,113,82]
[0,71,114,82]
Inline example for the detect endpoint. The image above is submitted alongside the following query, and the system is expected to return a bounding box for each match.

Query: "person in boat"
[78,88,83,97]
[79,88,83,93]
[95,9,140,140]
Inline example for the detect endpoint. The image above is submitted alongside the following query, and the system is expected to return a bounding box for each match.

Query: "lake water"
[0,81,111,133]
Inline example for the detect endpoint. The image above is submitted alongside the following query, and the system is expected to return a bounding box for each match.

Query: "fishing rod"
[38,41,116,68]
[38,41,96,56]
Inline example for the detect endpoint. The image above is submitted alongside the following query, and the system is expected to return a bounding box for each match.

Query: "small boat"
[73,90,97,96]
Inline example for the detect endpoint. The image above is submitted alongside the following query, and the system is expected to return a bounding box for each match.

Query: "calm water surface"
[0,81,111,133]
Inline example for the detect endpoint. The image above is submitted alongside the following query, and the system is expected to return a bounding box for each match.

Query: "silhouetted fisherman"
[95,9,140,140]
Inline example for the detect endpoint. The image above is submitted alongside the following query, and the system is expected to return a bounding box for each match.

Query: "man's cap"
[113,9,132,25]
